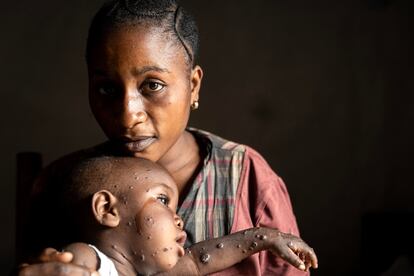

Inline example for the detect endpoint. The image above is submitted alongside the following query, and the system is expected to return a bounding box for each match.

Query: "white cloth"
[88,244,119,276]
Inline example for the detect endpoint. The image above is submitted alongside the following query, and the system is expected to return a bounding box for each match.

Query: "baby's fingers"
[288,241,318,270]
[18,262,99,276]
[277,246,307,271]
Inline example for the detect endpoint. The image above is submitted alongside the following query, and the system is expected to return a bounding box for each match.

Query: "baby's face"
[111,160,186,275]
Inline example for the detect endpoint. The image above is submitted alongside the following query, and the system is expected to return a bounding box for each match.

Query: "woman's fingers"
[38,248,74,263]
[18,262,99,276]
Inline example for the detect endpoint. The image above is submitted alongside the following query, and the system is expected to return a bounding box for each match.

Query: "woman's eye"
[98,85,118,96]
[157,195,170,206]
[142,81,165,93]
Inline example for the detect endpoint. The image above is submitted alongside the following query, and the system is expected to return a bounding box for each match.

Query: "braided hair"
[86,0,199,67]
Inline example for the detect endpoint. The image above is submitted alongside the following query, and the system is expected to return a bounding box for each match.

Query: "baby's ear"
[92,190,120,228]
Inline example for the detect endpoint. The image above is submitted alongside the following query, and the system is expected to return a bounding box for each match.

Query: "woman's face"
[88,24,202,163]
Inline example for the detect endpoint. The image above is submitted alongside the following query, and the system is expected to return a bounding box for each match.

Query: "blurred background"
[1,0,413,275]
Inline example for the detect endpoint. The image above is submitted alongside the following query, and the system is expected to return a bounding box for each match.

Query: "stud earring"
[191,101,199,110]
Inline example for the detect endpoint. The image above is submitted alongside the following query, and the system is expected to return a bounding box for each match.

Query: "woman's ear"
[92,190,120,228]
[190,65,203,103]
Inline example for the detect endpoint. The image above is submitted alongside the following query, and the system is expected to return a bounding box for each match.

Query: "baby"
[60,156,318,275]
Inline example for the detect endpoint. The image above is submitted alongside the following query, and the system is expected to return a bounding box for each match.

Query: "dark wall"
[1,0,413,275]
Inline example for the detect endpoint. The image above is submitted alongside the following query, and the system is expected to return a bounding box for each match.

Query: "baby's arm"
[163,227,318,275]
[62,243,99,272]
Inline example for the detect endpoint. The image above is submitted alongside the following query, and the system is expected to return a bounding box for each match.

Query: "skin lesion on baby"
[61,157,317,276]
[18,1,317,275]
[165,227,318,276]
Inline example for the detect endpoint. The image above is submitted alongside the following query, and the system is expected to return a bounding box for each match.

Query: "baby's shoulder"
[63,242,99,271]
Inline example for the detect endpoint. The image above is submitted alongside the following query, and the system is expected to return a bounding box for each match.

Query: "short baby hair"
[61,156,161,240]
[63,156,159,202]
[63,156,115,201]
[86,0,199,67]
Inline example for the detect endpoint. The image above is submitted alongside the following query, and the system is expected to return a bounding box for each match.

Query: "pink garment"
[210,146,309,276]
[25,129,309,276]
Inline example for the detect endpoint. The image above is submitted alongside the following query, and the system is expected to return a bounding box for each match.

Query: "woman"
[19,1,306,275]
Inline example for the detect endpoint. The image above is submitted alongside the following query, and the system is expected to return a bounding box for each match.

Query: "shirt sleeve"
[212,146,310,276]
[257,176,308,276]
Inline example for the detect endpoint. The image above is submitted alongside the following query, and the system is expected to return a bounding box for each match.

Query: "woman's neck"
[157,130,202,194]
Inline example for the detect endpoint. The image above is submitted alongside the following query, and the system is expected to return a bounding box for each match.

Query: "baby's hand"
[269,231,318,271]
[18,247,99,276]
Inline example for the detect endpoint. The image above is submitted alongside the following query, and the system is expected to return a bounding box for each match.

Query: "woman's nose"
[174,214,184,230]
[120,91,148,129]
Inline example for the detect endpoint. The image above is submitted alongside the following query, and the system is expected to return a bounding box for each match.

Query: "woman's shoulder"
[188,128,272,162]
[188,127,246,153]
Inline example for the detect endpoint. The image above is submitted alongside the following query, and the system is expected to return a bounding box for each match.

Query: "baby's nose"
[174,214,184,230]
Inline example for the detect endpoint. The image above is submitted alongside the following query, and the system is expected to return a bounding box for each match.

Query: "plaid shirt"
[178,128,246,247]
[28,128,306,275]
[179,129,308,276]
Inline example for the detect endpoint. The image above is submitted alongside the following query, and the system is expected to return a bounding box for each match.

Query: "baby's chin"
[137,244,184,275]
[163,255,182,270]
[156,253,183,274]
[139,253,180,275]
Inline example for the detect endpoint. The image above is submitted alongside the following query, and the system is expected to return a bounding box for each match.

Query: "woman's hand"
[18,248,99,276]
[268,231,318,271]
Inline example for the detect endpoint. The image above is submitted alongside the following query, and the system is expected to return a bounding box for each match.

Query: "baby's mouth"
[176,231,187,256]
[176,231,187,247]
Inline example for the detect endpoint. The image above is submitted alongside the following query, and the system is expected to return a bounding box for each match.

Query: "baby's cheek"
[135,211,166,241]
[144,215,155,228]
[134,211,148,233]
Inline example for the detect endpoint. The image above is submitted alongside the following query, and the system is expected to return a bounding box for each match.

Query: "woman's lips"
[122,137,156,152]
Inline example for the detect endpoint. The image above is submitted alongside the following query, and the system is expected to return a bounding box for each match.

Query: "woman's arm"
[160,227,317,276]
[230,146,311,276]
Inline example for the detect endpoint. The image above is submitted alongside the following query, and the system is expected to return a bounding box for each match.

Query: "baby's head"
[64,156,186,275]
